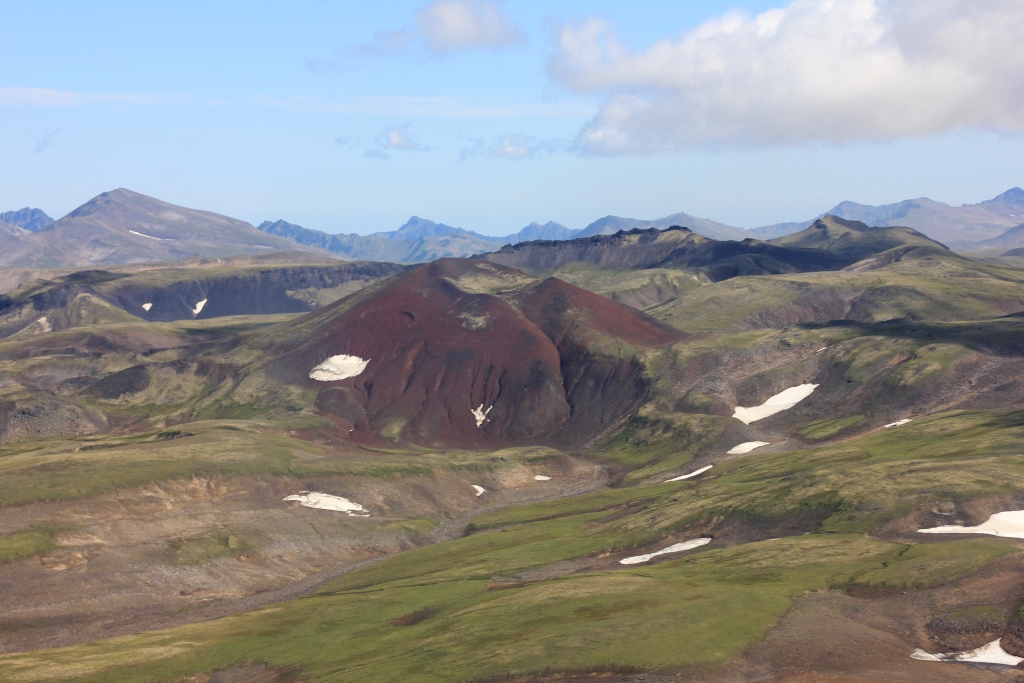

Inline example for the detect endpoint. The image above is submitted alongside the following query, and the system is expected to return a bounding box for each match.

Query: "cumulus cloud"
[328,0,524,62]
[415,0,525,54]
[548,0,1024,154]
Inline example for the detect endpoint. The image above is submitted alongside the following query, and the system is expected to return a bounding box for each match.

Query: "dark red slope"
[513,277,682,349]
[513,278,683,446]
[270,259,683,448]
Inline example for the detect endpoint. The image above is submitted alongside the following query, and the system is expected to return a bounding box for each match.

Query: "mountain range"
[258,187,1024,260]
[752,188,1024,246]
[3,187,1023,269]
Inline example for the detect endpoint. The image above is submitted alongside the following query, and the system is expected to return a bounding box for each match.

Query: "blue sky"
[2,0,1023,235]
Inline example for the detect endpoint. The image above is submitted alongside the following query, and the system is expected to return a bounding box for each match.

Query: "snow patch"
[911,639,1022,666]
[918,510,1024,539]
[142,303,153,311]
[534,475,551,481]
[309,354,370,381]
[884,418,912,428]
[14,317,50,337]
[471,485,486,496]
[192,299,207,315]
[732,384,818,424]
[471,404,492,428]
[665,465,713,482]
[620,538,711,565]
[727,441,770,455]
[128,229,166,241]
[283,491,369,516]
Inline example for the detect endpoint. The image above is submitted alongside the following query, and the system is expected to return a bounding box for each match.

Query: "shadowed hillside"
[0,260,409,339]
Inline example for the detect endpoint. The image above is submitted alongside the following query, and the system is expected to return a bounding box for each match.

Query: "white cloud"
[549,0,1024,154]
[334,0,524,60]
[377,125,425,151]
[415,0,525,54]
[487,133,568,159]
[459,133,569,160]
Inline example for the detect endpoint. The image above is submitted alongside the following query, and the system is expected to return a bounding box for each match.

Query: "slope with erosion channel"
[254,259,683,449]
[6,409,1024,681]
[0,260,409,339]
[0,427,605,654]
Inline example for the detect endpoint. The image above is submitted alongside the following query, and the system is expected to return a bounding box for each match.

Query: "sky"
[2,0,1023,235]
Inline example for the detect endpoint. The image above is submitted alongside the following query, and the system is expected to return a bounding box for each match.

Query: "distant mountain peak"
[0,207,54,232]
[987,187,1024,205]
[385,216,467,241]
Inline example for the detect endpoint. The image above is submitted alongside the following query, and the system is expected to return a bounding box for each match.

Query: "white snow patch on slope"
[471,485,486,496]
[918,510,1024,539]
[192,299,207,315]
[534,475,551,481]
[912,639,1022,666]
[620,538,711,565]
[142,303,153,311]
[727,441,770,455]
[885,419,912,428]
[283,491,369,516]
[472,404,492,428]
[665,465,713,482]
[732,384,818,424]
[129,229,166,240]
[13,317,50,337]
[309,354,369,381]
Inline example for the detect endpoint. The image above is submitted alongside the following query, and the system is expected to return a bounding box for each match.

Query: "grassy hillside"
[1,248,1024,681]
[2,410,1022,681]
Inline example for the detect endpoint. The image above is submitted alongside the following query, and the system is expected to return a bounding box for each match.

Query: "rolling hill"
[754,187,1024,248]
[480,216,949,309]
